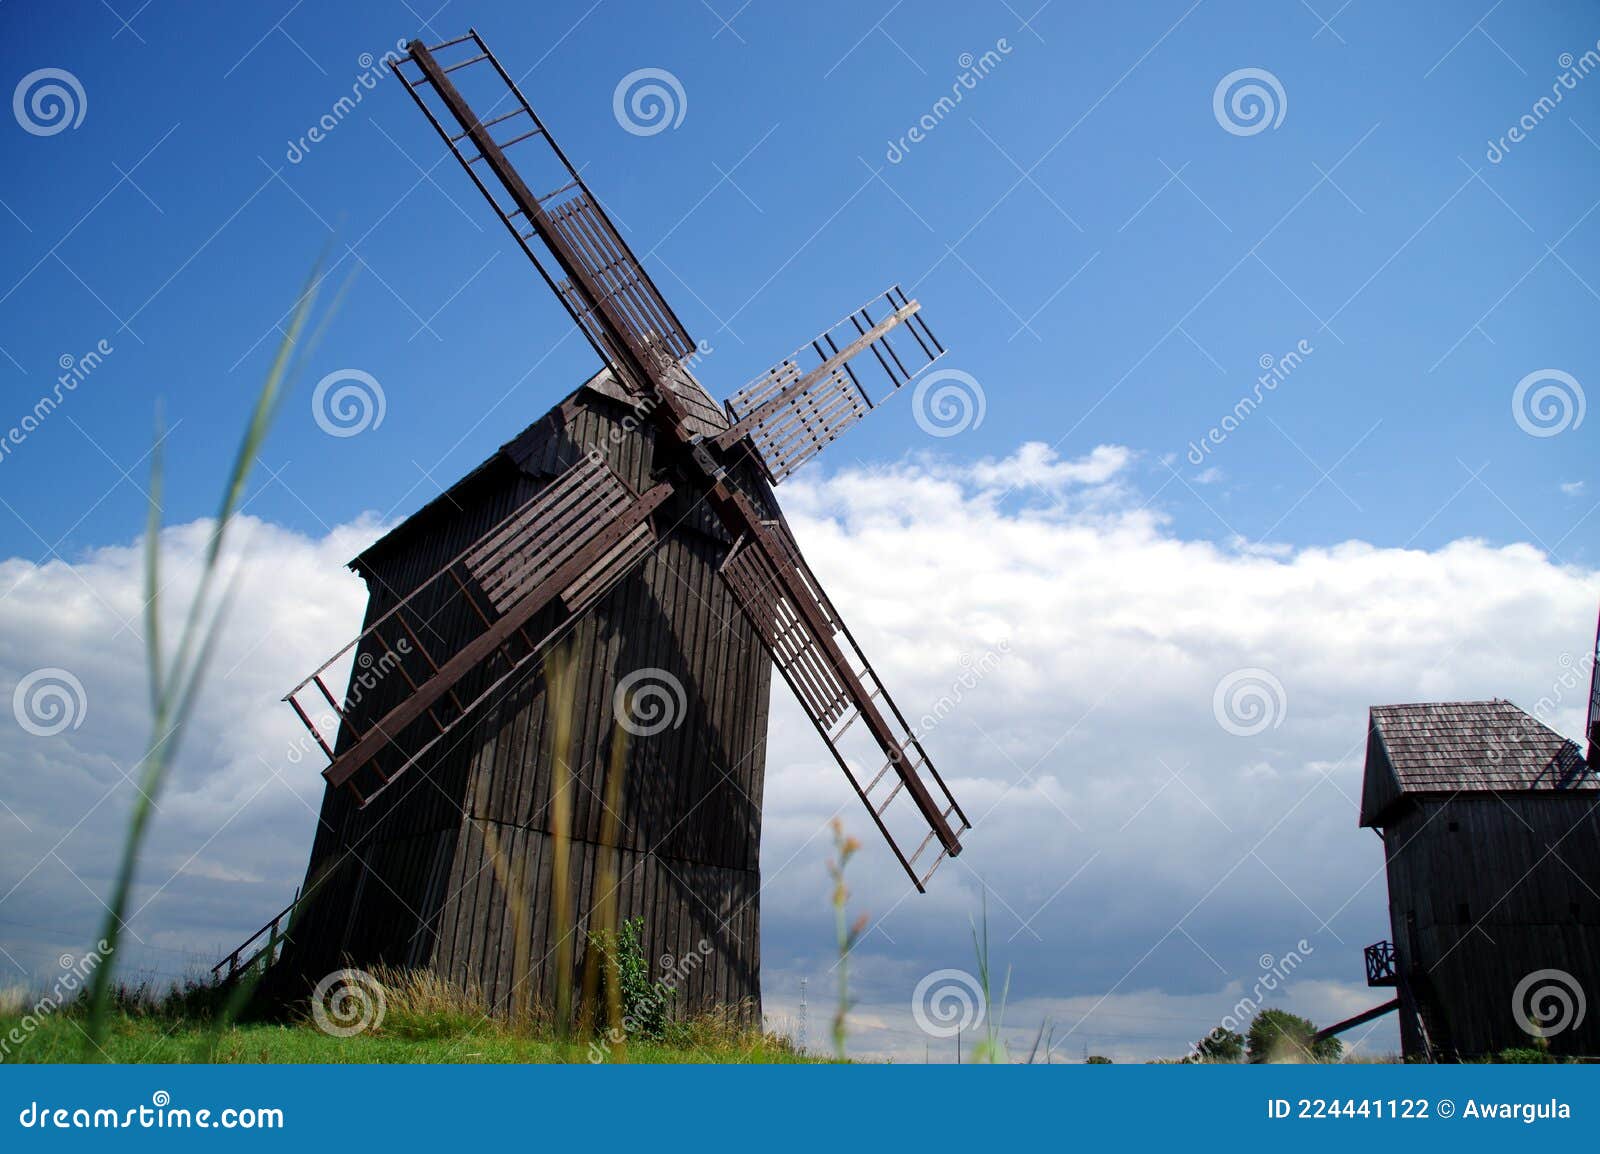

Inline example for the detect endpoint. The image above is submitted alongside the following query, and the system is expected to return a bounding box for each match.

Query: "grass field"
[1,966,823,1065]
[0,1011,822,1065]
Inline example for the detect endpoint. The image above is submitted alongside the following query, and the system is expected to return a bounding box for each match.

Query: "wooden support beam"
[1313,998,1399,1043]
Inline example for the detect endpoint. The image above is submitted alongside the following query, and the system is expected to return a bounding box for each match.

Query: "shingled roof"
[1359,700,1595,826]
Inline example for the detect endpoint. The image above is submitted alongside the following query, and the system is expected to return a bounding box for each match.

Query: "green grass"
[0,1011,823,1065]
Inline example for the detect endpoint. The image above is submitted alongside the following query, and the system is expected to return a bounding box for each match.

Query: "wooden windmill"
[248,30,970,1016]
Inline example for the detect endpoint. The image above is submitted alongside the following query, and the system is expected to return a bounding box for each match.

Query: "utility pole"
[797,977,807,1053]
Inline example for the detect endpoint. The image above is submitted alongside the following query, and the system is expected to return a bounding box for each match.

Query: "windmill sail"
[720,512,966,883]
[396,32,695,389]
[718,517,969,889]
[285,455,670,807]
[338,30,972,886]
[716,286,945,483]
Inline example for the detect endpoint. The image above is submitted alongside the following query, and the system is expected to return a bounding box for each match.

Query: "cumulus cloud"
[760,445,1597,1060]
[0,515,385,977]
[964,441,1133,493]
[0,442,1594,1061]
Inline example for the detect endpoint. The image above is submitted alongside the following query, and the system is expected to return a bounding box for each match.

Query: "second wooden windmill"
[251,30,971,1018]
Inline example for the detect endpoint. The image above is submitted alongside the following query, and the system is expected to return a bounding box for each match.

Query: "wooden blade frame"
[719,519,970,889]
[715,285,945,483]
[394,31,695,389]
[285,455,670,808]
[380,30,969,883]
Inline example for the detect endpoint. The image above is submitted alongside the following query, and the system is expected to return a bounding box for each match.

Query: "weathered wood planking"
[1380,794,1600,1058]
[278,372,773,1020]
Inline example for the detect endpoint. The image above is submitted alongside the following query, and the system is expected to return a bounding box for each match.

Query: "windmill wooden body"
[242,30,971,1016]
[1311,609,1600,1058]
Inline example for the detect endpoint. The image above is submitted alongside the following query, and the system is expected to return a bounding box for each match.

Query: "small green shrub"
[589,916,673,1040]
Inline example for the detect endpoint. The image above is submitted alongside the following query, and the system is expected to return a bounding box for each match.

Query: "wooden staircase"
[213,891,300,982]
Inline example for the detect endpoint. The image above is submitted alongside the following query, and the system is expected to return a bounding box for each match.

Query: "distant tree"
[1194,1026,1245,1063]
[1246,1009,1343,1063]
[1085,1054,1112,1064]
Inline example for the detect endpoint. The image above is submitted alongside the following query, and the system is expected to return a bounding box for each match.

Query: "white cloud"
[1561,480,1586,497]
[0,444,1594,1061]
[964,441,1133,492]
[758,450,1597,1061]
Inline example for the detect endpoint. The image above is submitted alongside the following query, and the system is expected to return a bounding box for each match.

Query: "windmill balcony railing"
[213,894,298,980]
[1364,940,1398,987]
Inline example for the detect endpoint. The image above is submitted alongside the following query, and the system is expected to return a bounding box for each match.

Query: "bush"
[1246,1008,1342,1064]
[589,917,673,1040]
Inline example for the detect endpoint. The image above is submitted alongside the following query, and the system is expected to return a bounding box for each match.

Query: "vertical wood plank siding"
[280,380,773,1019]
[1383,793,1600,1058]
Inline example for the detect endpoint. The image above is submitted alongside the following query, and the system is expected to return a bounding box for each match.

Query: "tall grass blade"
[84,262,334,1054]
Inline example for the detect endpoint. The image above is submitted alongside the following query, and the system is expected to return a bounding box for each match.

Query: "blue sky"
[1,1,1598,1062]
[1,0,1594,562]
